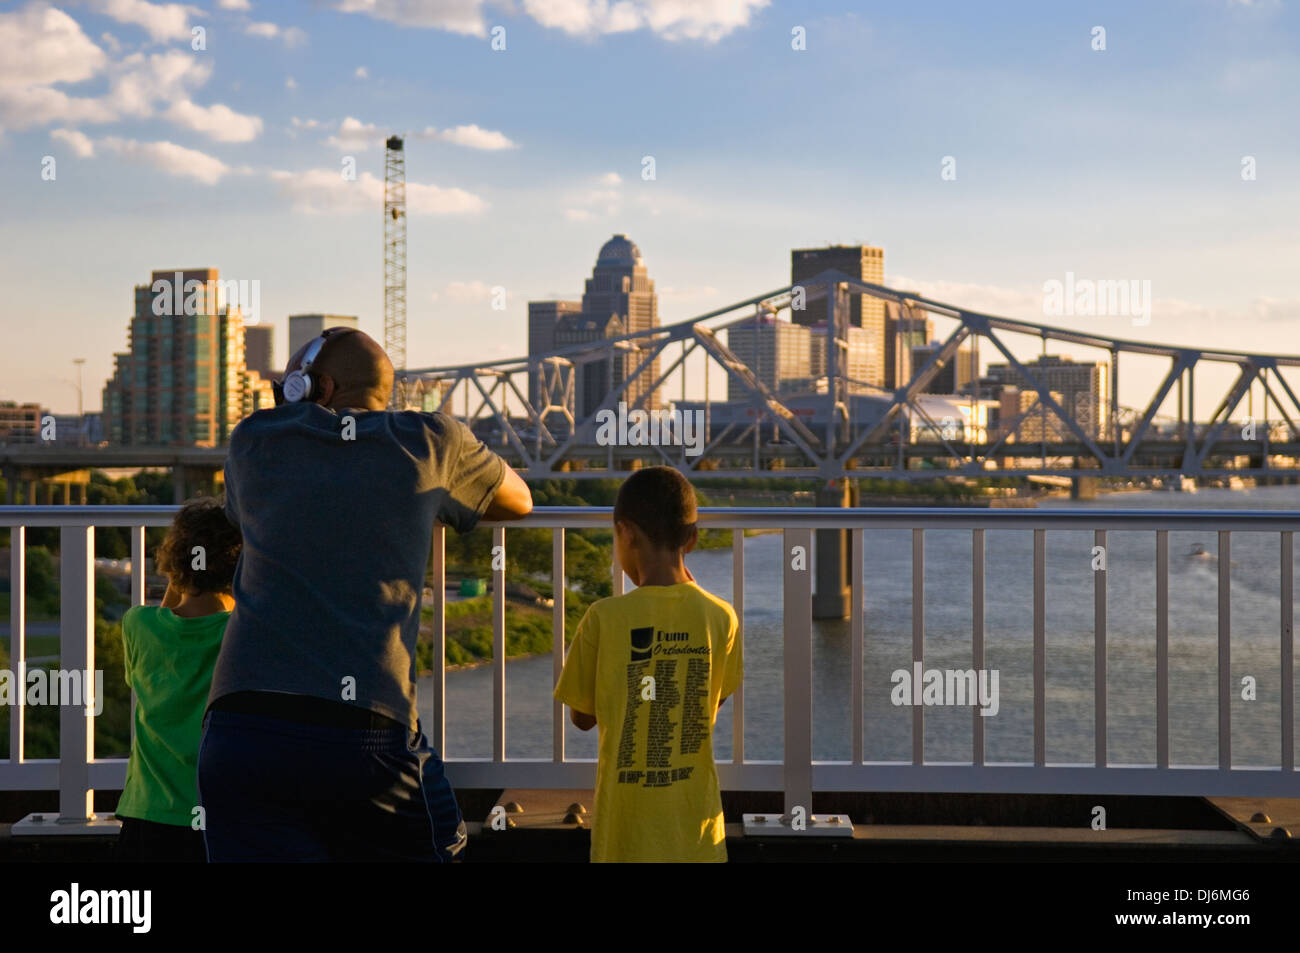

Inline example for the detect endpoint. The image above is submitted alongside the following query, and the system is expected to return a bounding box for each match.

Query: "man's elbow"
[483,471,532,521]
[570,708,596,731]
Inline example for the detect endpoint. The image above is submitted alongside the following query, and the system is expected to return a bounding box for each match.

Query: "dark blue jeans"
[197,709,465,862]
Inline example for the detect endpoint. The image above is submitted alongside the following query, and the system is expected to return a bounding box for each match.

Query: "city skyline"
[2,0,1298,415]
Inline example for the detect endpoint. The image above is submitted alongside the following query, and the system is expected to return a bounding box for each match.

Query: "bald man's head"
[284,328,394,411]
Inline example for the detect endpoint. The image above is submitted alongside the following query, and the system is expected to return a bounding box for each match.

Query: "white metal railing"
[1,505,1296,827]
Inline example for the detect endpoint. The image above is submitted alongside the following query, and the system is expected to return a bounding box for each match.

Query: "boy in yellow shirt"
[555,466,742,862]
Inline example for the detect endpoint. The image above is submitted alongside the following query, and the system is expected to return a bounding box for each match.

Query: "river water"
[421,485,1300,768]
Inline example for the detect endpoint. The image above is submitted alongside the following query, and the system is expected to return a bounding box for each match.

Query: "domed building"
[528,235,661,420]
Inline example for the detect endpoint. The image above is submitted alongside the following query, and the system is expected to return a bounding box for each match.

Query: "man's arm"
[569,707,596,731]
[482,466,532,521]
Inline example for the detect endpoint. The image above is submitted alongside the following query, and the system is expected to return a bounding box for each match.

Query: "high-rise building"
[884,295,933,389]
[986,355,1109,439]
[244,324,275,378]
[581,235,659,409]
[790,245,886,386]
[527,300,582,405]
[807,324,879,394]
[910,341,977,395]
[526,235,661,418]
[726,315,813,400]
[102,268,275,446]
[0,401,44,444]
[555,313,625,419]
[288,314,358,359]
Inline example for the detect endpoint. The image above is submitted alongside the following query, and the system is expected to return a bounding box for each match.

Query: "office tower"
[288,314,359,359]
[244,325,275,378]
[0,402,44,444]
[526,235,662,418]
[884,295,934,389]
[555,313,625,419]
[790,245,886,386]
[986,355,1109,439]
[726,315,813,400]
[102,268,273,446]
[910,342,976,395]
[527,300,582,405]
[806,324,878,394]
[580,235,659,409]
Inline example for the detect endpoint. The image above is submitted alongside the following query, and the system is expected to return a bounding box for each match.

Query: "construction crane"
[384,135,407,408]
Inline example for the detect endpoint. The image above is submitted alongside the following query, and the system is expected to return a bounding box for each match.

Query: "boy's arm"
[555,610,599,731]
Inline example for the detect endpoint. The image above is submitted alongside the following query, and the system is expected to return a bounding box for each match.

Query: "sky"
[1,0,1298,416]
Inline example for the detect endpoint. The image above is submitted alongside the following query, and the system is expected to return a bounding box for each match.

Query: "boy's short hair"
[157,496,242,595]
[613,467,697,551]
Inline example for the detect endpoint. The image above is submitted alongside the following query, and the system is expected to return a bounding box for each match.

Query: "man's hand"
[482,467,532,521]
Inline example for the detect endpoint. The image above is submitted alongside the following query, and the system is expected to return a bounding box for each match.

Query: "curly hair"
[156,496,242,595]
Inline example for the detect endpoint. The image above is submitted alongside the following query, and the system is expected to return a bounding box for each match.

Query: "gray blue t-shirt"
[210,403,507,730]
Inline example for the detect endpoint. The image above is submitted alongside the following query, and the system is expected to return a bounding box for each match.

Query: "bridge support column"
[1070,476,1098,501]
[3,465,14,504]
[813,480,855,620]
[174,467,187,504]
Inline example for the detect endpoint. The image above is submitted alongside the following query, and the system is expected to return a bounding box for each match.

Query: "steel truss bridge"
[401,271,1300,482]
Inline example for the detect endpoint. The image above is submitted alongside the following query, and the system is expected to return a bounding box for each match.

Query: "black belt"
[210,691,405,731]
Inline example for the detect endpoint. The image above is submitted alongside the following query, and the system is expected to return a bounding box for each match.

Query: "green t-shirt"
[116,605,229,827]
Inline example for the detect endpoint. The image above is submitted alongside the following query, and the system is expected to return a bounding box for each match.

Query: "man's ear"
[315,374,336,406]
[682,525,698,555]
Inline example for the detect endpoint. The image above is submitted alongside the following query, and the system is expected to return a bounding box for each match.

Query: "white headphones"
[279,329,350,404]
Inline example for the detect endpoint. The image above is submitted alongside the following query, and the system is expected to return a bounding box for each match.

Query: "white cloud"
[563,171,623,220]
[246,21,308,45]
[332,0,489,36]
[99,136,231,184]
[335,0,768,40]
[164,99,264,142]
[291,116,322,129]
[285,75,297,89]
[432,123,515,150]
[269,168,486,215]
[88,0,203,43]
[326,115,382,149]
[51,128,95,158]
[218,0,252,9]
[0,6,108,88]
[355,66,368,78]
[106,50,212,117]
[100,32,123,55]
[442,280,494,300]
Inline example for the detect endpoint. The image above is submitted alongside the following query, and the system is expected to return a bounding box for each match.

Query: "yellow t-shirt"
[555,581,742,863]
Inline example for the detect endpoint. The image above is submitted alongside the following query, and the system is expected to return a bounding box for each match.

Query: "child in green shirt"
[115,497,241,863]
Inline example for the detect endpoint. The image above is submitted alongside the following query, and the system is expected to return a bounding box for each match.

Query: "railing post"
[1282,531,1294,773]
[731,529,745,764]
[912,528,924,765]
[1156,530,1169,769]
[431,523,446,755]
[972,528,985,766]
[492,525,506,762]
[783,527,813,817]
[552,529,566,763]
[8,527,24,764]
[1094,528,1107,767]
[1033,529,1046,767]
[59,524,95,823]
[1218,530,1231,770]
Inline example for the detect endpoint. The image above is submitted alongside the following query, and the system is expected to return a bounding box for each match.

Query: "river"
[421,485,1300,767]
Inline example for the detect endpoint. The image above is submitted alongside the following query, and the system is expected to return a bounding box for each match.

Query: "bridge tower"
[384,135,407,408]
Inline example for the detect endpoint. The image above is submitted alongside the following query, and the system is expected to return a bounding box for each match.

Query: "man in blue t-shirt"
[198,327,531,861]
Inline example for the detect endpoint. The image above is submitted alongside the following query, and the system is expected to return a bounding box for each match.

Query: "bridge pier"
[1070,476,1098,501]
[813,480,856,620]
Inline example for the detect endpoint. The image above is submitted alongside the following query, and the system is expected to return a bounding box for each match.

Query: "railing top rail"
[2,504,1298,530]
